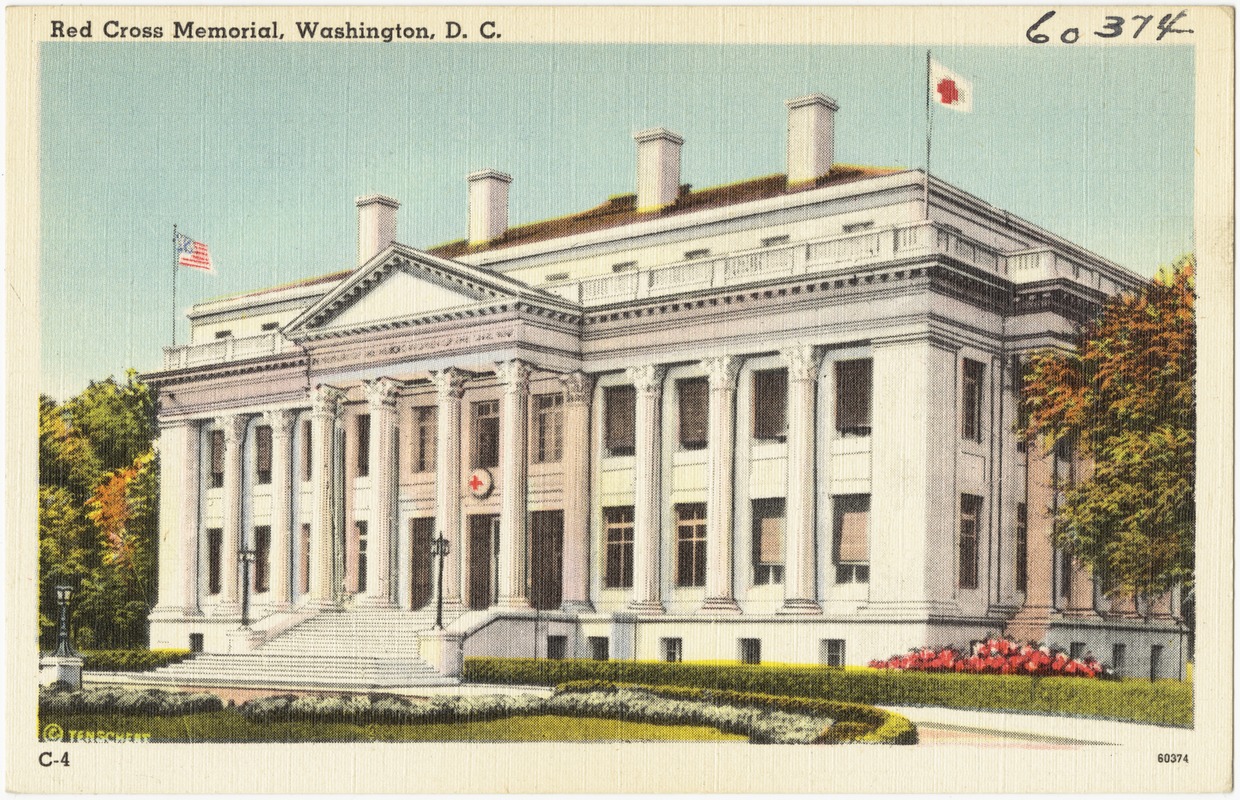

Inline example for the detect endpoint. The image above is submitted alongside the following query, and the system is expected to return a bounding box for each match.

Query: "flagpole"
[172,224,178,348]
[924,49,932,221]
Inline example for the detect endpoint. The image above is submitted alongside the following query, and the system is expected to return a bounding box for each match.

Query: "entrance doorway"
[410,518,434,610]
[529,510,564,610]
[469,515,500,610]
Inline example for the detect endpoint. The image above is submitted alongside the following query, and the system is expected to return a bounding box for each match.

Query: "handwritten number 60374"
[1026,10,1193,44]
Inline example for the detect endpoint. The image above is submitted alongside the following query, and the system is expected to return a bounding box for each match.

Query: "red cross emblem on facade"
[466,468,493,498]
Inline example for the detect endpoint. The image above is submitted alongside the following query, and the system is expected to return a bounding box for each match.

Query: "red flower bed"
[868,637,1107,678]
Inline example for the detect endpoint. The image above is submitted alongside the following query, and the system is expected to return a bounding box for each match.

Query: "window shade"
[605,385,636,451]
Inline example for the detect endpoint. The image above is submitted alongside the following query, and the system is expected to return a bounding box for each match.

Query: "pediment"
[284,244,568,339]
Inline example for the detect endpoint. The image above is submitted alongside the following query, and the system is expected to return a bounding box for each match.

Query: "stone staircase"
[132,607,465,689]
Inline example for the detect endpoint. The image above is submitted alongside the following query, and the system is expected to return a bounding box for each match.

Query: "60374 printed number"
[1157,753,1189,764]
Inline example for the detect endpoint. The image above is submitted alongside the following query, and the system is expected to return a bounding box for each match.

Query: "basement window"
[612,261,637,273]
[843,221,874,233]
[684,248,710,260]
[761,234,790,247]
[545,272,570,282]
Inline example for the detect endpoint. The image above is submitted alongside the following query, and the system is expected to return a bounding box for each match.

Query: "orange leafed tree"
[1023,255,1195,600]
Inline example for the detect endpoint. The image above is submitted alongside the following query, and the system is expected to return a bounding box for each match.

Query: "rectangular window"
[533,393,564,463]
[301,420,312,482]
[356,414,371,477]
[189,633,204,653]
[254,526,271,593]
[254,425,272,485]
[752,368,788,440]
[1069,642,1086,660]
[675,503,708,587]
[1015,503,1029,592]
[1112,643,1126,675]
[677,377,709,450]
[821,639,846,668]
[413,406,437,473]
[209,430,225,489]
[752,498,785,585]
[662,638,683,663]
[604,385,636,456]
[962,358,984,442]
[547,635,567,660]
[356,521,368,594]
[1149,644,1164,680]
[835,359,872,435]
[207,528,223,595]
[261,321,279,332]
[1060,547,1074,601]
[833,495,870,584]
[959,494,982,590]
[299,524,311,595]
[603,506,635,589]
[738,638,761,665]
[472,400,500,468]
[589,637,610,661]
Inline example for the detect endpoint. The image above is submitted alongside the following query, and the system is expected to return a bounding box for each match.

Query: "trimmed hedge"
[556,680,916,744]
[80,649,193,672]
[40,685,223,716]
[464,658,1192,728]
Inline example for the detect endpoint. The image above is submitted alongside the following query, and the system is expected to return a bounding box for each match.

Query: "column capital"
[262,408,298,438]
[703,355,743,390]
[214,413,249,444]
[626,364,667,396]
[496,359,532,395]
[562,370,594,404]
[363,377,401,410]
[431,367,467,400]
[310,384,346,417]
[780,344,823,381]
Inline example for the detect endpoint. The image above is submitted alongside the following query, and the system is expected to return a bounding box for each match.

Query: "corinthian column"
[496,360,532,609]
[780,345,823,614]
[561,371,594,612]
[701,356,743,613]
[361,378,399,606]
[432,368,466,608]
[264,409,297,611]
[214,414,248,615]
[307,385,344,607]
[628,364,667,614]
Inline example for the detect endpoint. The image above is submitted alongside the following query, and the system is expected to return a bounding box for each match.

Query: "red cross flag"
[929,58,973,113]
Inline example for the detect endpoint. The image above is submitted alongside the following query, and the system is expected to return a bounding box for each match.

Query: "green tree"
[38,372,159,650]
[1023,255,1195,601]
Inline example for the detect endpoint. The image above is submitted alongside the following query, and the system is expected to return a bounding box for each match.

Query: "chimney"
[786,93,839,187]
[633,128,684,212]
[467,169,513,247]
[356,194,399,266]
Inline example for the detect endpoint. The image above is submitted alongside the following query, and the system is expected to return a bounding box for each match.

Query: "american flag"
[175,232,213,271]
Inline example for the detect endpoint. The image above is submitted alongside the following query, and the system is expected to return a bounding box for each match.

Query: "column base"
[1063,607,1100,618]
[699,597,742,614]
[263,601,294,614]
[355,595,398,609]
[560,599,595,614]
[495,596,533,611]
[627,600,665,615]
[206,601,242,618]
[777,598,823,615]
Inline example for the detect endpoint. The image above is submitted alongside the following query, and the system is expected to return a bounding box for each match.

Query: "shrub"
[79,649,193,672]
[39,685,222,716]
[869,637,1107,678]
[463,657,1192,727]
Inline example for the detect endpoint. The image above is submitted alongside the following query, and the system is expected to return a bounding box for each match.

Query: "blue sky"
[40,43,1194,399]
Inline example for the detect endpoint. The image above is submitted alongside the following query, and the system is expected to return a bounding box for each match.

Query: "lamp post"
[238,549,256,628]
[52,584,76,658]
[430,534,450,629]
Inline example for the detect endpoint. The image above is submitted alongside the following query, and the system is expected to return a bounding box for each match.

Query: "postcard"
[7,5,1233,794]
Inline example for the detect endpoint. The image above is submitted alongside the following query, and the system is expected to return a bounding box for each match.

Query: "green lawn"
[41,711,745,743]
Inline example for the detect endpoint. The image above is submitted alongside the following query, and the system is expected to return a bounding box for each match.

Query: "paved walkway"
[883,705,1189,748]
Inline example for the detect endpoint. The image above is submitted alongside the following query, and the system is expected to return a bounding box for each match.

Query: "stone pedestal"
[419,630,466,678]
[226,627,264,653]
[39,655,84,688]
